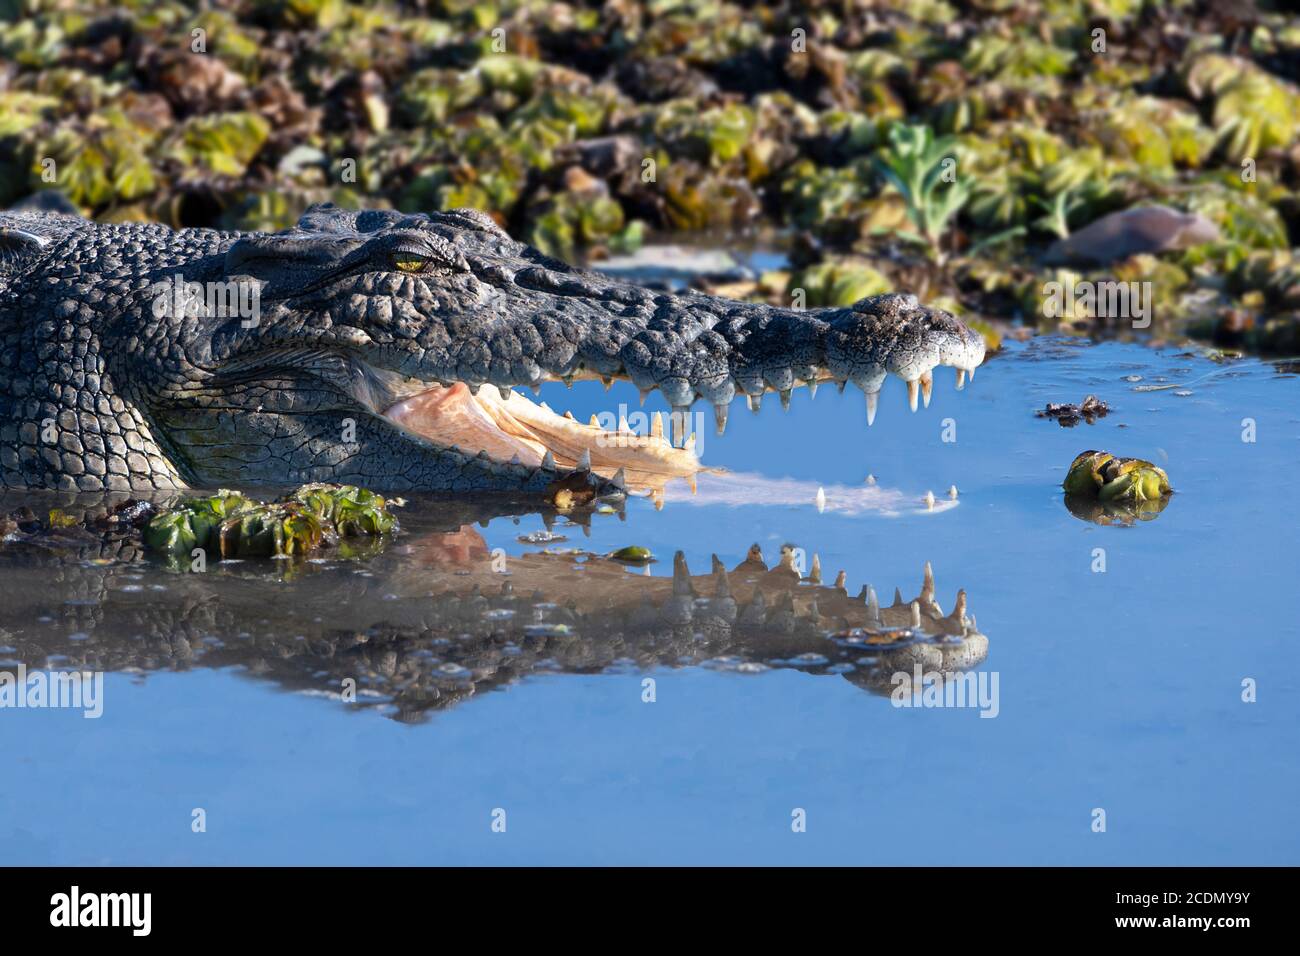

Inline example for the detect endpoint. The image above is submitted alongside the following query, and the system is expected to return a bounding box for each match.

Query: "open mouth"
[381,382,705,492]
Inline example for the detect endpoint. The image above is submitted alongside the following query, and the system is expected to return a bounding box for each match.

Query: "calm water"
[2,335,1297,865]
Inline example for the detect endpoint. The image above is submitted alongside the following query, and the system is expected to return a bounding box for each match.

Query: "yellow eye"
[392,256,428,273]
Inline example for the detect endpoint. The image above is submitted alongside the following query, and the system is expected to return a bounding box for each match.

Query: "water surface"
[2,336,1297,865]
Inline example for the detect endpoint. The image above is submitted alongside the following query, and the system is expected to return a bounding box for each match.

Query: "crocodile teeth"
[612,467,626,489]
[810,553,821,584]
[920,371,933,408]
[748,393,762,414]
[541,450,556,471]
[589,414,599,427]
[498,385,513,400]
[780,388,792,411]
[713,402,729,436]
[834,570,847,591]
[577,449,591,471]
[956,368,966,390]
[865,389,880,426]
[806,379,819,399]
[906,378,919,412]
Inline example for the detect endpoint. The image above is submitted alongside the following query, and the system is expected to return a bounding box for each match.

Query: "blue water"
[2,337,1297,864]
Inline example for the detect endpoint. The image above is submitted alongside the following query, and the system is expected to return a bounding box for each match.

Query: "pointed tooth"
[540,401,552,412]
[949,589,968,624]
[498,385,513,400]
[673,551,691,595]
[541,450,556,471]
[807,379,819,399]
[867,586,880,621]
[602,376,613,390]
[921,561,935,602]
[836,379,846,394]
[588,414,599,427]
[815,487,826,513]
[907,378,919,412]
[910,601,922,629]
[834,570,847,591]
[564,410,575,420]
[956,368,966,390]
[748,393,762,414]
[810,554,821,585]
[924,490,935,510]
[651,412,664,439]
[563,375,574,389]
[510,453,521,465]
[865,389,880,426]
[654,494,665,512]
[948,485,958,499]
[780,388,792,411]
[892,587,905,608]
[618,411,629,433]
[866,474,876,485]
[467,384,481,395]
[920,370,933,408]
[713,402,729,436]
[713,558,731,597]
[671,406,690,447]
[612,467,626,489]
[967,365,975,381]
[577,449,591,471]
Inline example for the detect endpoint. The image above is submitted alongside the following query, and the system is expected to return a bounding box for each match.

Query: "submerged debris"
[1037,395,1110,427]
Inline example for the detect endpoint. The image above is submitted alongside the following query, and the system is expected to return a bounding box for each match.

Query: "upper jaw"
[379,291,987,432]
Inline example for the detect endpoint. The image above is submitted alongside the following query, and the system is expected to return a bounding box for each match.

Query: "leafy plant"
[872,123,972,259]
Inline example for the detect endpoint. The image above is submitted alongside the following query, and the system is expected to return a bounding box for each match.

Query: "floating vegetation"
[143,484,398,560]
[3,0,1299,350]
[1063,451,1172,503]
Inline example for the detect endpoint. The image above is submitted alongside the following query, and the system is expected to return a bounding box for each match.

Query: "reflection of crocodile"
[1,206,984,494]
[0,501,987,723]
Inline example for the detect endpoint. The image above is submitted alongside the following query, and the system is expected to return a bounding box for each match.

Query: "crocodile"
[0,498,988,722]
[0,204,985,495]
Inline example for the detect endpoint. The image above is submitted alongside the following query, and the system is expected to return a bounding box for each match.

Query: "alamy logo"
[1041,280,1152,328]
[50,886,151,936]
[150,273,261,327]
[890,665,1000,718]
[0,665,103,718]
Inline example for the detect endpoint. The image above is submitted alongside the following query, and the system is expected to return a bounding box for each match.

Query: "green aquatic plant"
[144,485,397,561]
[873,123,972,258]
[1063,451,1172,502]
[788,258,892,308]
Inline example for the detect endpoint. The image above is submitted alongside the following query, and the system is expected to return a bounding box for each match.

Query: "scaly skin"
[0,205,985,493]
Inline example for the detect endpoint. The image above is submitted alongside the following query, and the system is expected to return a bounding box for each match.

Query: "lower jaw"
[382,383,705,490]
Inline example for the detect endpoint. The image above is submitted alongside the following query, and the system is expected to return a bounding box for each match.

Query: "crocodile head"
[1,204,986,494]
